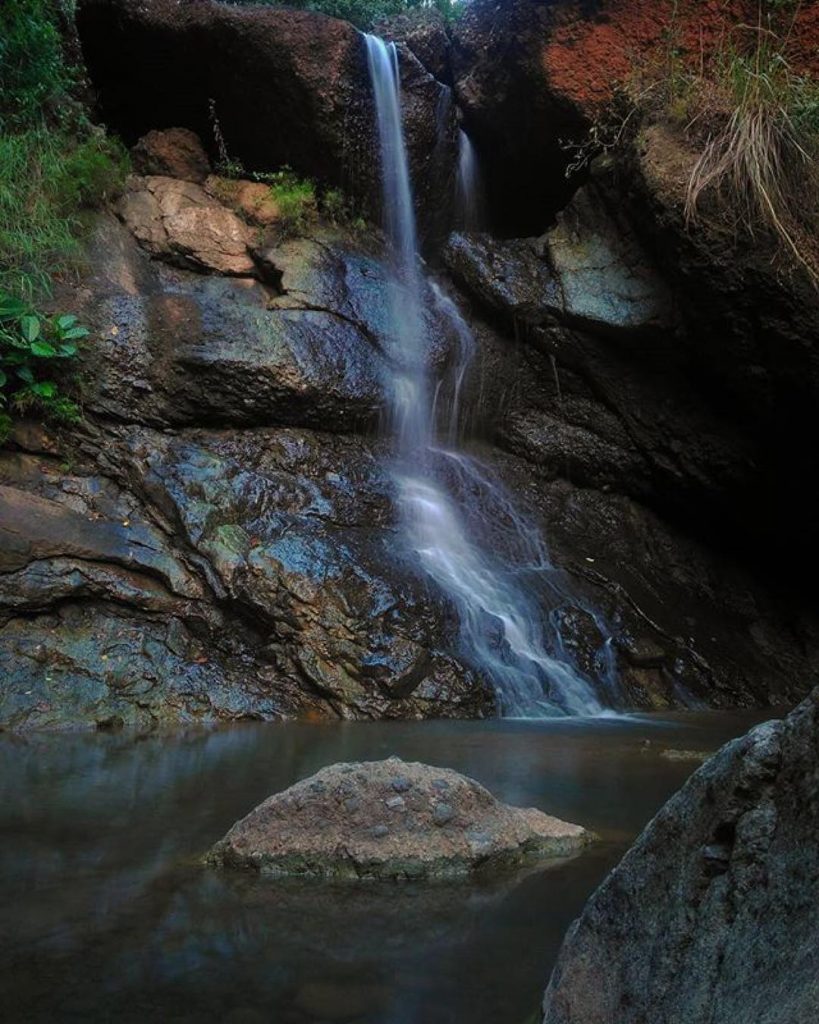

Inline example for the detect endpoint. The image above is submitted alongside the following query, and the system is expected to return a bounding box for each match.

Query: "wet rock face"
[0,424,490,730]
[210,757,591,879]
[542,689,819,1024]
[78,196,451,434]
[376,10,451,83]
[444,194,767,565]
[76,0,456,234]
[450,0,819,576]
[444,185,672,336]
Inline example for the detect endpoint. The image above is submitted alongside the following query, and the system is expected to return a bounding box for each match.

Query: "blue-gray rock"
[443,184,672,337]
[542,689,819,1024]
[432,802,455,826]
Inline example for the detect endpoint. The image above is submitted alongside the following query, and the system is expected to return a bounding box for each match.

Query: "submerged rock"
[209,758,591,880]
[542,688,819,1024]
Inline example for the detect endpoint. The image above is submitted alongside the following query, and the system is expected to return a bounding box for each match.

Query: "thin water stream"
[0,712,770,1023]
[363,35,614,717]
[455,128,486,232]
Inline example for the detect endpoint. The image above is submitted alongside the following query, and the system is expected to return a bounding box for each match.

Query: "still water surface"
[0,712,771,1023]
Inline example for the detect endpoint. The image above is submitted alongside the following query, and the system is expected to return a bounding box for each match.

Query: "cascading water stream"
[363,34,615,717]
[455,128,486,232]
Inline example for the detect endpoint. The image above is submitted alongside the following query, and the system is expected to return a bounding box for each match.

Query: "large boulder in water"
[209,757,591,880]
[542,688,819,1024]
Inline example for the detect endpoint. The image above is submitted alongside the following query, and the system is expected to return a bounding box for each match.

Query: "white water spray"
[364,34,614,716]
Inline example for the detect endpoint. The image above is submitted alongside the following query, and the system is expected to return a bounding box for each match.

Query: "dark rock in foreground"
[210,758,591,880]
[542,688,819,1024]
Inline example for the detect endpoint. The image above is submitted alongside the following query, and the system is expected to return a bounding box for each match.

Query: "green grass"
[0,0,129,441]
[0,0,130,300]
[247,166,319,235]
[576,1,819,280]
[0,128,129,301]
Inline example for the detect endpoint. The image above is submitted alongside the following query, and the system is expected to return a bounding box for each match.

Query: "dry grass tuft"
[683,16,819,282]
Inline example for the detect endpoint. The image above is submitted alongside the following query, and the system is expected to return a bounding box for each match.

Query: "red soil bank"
[544,0,819,113]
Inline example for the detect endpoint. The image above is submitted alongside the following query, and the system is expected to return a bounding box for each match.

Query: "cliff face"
[2,1,819,729]
[542,687,819,1024]
[452,0,819,580]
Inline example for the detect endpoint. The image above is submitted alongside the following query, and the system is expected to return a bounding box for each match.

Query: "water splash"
[364,33,616,716]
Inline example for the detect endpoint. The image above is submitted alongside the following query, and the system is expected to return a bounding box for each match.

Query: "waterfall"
[364,34,614,717]
[455,128,486,232]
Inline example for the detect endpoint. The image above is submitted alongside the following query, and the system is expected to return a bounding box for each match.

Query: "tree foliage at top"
[227,0,459,31]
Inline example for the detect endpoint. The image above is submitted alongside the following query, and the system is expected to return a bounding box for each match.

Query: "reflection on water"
[0,713,771,1023]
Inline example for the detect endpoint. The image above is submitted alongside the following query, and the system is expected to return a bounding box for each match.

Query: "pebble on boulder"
[208,757,592,880]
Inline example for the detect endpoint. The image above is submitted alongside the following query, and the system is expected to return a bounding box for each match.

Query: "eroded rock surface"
[542,688,819,1024]
[0,423,488,730]
[452,0,819,576]
[5,3,819,728]
[210,757,591,879]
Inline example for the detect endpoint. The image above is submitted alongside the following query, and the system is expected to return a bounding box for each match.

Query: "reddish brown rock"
[209,757,592,880]
[75,0,455,232]
[131,127,211,184]
[118,175,256,275]
[204,175,281,226]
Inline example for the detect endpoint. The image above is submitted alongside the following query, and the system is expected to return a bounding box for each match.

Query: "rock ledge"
[209,758,591,880]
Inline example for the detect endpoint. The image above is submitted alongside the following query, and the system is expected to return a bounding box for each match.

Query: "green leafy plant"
[319,186,367,229]
[0,290,86,441]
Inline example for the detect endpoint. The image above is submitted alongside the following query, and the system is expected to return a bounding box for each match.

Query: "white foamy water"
[364,33,616,716]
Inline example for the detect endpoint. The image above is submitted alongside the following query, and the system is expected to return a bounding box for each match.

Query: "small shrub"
[254,166,318,235]
[0,290,86,442]
[567,1,819,280]
[320,186,366,228]
[208,98,247,179]
[321,187,347,224]
[0,0,72,132]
